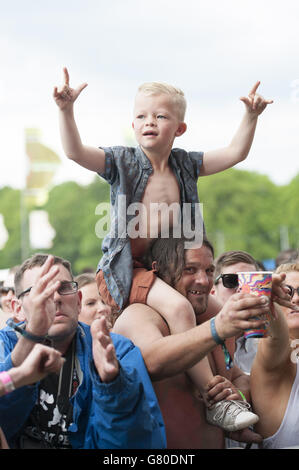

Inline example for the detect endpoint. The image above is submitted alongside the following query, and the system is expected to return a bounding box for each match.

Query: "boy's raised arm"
[53,67,106,173]
[201,81,273,176]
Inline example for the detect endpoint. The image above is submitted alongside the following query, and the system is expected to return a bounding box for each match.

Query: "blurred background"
[0,0,298,278]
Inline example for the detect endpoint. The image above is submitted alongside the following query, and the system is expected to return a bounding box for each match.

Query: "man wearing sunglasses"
[251,262,299,448]
[211,251,260,376]
[0,253,166,449]
[113,237,281,448]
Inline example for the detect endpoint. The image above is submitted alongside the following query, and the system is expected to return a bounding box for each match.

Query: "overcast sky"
[1,0,299,189]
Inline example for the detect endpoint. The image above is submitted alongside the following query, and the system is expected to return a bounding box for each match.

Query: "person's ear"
[152,261,158,272]
[11,298,26,322]
[210,286,216,296]
[175,122,187,137]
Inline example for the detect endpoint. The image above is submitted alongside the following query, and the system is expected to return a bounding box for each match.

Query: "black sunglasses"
[0,286,15,295]
[285,285,299,299]
[214,273,239,289]
[17,281,78,299]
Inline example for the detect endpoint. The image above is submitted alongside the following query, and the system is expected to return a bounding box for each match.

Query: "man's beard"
[190,295,209,318]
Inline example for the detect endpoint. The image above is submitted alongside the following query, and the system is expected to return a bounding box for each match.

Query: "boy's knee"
[172,296,196,325]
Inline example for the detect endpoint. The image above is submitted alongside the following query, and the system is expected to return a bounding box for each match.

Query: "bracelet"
[210,317,224,345]
[8,320,47,343]
[0,371,15,395]
[237,389,247,402]
[210,317,234,370]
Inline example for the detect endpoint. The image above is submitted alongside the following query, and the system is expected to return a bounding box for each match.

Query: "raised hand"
[24,255,61,337]
[90,316,120,383]
[240,81,273,116]
[53,67,88,111]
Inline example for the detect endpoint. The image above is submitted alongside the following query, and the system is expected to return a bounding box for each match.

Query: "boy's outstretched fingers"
[91,316,119,383]
[240,81,273,114]
[53,68,88,109]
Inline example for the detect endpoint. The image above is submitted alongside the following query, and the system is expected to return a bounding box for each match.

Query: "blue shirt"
[0,322,166,449]
[97,145,204,309]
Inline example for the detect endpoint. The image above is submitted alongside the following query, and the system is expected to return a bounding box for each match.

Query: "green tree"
[197,168,281,260]
[0,187,22,268]
[45,176,110,274]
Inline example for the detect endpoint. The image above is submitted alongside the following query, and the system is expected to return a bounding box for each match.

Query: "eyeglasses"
[0,287,15,296]
[17,281,78,299]
[214,273,239,289]
[285,285,299,299]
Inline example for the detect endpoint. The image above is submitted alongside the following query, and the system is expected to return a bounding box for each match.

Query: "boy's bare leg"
[90,316,119,383]
[146,278,215,395]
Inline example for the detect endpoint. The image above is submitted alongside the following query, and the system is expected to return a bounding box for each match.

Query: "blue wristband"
[8,320,47,343]
[210,317,224,345]
[210,317,233,370]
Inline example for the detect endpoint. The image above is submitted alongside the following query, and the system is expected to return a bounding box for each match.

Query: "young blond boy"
[53,68,272,432]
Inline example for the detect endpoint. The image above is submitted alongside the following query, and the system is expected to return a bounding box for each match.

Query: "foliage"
[0,169,298,272]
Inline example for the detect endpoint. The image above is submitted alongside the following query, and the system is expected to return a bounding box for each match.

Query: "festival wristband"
[8,320,47,343]
[210,317,224,345]
[237,389,247,402]
[210,317,233,370]
[0,371,15,395]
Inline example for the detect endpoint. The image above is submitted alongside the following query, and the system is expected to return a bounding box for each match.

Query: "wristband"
[8,320,47,343]
[210,317,233,371]
[210,317,224,345]
[237,389,247,402]
[0,371,15,395]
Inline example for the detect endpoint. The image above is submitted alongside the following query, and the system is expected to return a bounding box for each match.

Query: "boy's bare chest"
[141,170,180,206]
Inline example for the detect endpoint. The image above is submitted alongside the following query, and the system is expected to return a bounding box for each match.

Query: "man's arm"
[53,67,106,173]
[113,292,271,381]
[200,82,273,176]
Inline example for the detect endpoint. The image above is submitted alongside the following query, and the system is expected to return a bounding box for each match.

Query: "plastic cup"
[237,271,272,338]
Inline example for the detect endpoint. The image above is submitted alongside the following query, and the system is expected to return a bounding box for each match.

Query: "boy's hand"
[240,81,273,116]
[53,67,88,111]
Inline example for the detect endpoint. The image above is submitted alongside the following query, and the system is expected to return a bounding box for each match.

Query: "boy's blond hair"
[137,82,187,121]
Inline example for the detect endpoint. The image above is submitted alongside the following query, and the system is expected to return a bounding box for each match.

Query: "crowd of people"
[0,69,298,450]
[0,246,298,450]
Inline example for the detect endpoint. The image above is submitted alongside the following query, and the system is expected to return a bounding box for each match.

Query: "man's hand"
[215,292,271,340]
[9,344,65,388]
[91,316,119,383]
[240,81,273,116]
[25,255,61,337]
[228,427,263,445]
[204,375,240,406]
[53,67,88,111]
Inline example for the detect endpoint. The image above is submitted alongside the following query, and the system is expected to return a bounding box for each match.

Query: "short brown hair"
[214,250,259,280]
[14,253,73,298]
[144,235,214,288]
[75,272,96,289]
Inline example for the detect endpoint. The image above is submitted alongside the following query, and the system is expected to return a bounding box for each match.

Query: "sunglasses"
[285,285,299,299]
[214,273,239,289]
[17,281,78,299]
[0,286,15,295]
